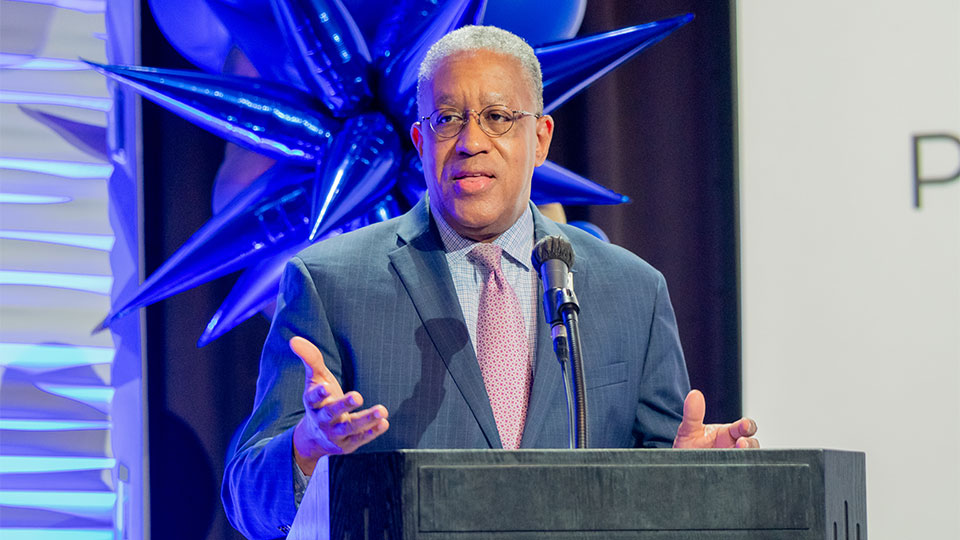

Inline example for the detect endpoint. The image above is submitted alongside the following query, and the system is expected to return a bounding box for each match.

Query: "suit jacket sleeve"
[632,269,689,447]
[221,255,344,540]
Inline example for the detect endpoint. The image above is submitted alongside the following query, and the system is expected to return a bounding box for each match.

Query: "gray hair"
[416,25,544,113]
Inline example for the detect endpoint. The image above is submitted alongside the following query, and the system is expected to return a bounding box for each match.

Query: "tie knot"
[468,243,503,272]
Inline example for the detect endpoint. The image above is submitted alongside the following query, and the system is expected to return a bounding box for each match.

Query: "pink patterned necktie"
[468,243,531,450]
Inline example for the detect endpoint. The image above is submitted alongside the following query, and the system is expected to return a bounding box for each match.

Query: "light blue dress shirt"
[432,203,538,369]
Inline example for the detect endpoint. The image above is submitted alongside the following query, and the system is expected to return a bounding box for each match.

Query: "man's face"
[411,49,554,242]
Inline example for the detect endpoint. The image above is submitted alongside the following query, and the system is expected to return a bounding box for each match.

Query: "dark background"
[141,1,738,538]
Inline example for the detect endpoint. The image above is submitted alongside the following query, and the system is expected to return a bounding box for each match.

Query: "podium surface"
[291,449,866,539]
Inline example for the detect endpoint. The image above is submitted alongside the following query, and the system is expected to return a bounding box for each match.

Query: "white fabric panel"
[737,1,959,538]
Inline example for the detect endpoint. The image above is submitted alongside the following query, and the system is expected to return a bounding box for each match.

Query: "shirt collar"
[432,203,534,270]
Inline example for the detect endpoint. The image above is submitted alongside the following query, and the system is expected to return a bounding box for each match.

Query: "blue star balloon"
[395,149,427,207]
[94,0,693,343]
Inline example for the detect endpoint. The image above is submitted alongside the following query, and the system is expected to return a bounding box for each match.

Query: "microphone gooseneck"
[532,235,588,449]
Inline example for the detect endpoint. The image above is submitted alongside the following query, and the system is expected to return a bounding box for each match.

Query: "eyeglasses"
[419,104,541,139]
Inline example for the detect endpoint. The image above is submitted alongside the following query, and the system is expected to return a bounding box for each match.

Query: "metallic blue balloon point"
[198,248,296,347]
[531,160,629,206]
[538,13,694,113]
[18,106,108,162]
[86,60,340,163]
[307,113,400,241]
[272,0,373,116]
[395,150,427,208]
[99,163,317,328]
[568,220,610,243]
[149,0,232,73]
[482,0,585,46]
[376,0,486,127]
[205,0,310,90]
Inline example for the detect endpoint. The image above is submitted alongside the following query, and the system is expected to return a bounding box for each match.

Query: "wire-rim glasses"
[419,104,542,139]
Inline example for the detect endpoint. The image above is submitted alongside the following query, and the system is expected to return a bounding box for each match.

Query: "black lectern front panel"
[306,449,866,540]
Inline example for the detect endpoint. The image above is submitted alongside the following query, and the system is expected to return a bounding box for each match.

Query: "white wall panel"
[737,1,959,538]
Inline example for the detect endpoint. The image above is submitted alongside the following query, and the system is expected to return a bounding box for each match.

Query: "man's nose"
[455,112,492,155]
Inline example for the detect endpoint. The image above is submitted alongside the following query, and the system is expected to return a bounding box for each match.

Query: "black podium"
[289,449,866,539]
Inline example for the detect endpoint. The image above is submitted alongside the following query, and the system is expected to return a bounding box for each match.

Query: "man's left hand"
[673,389,759,449]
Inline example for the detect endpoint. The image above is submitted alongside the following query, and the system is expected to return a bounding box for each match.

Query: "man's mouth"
[453,171,495,181]
[450,171,495,194]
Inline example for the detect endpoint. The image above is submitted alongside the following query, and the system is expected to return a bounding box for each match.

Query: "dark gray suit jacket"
[222,199,690,539]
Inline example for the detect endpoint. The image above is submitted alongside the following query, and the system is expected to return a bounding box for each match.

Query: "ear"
[534,114,554,166]
[410,122,425,158]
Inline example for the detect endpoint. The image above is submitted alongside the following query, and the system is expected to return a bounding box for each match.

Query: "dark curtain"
[141,2,738,539]
[550,0,740,421]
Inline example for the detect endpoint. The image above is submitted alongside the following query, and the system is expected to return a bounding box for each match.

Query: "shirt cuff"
[293,457,312,508]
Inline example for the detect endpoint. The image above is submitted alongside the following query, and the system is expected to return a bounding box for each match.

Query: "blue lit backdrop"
[0,0,143,539]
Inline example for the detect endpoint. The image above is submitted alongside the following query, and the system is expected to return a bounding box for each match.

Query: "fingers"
[302,382,331,406]
[309,394,389,442]
[735,437,760,449]
[290,336,333,385]
[338,417,390,452]
[731,417,759,449]
[319,406,390,455]
[313,392,364,423]
[675,389,706,439]
[329,405,388,438]
[295,401,390,462]
[728,417,758,441]
[719,418,759,449]
[674,390,761,449]
[290,336,390,467]
[682,389,706,424]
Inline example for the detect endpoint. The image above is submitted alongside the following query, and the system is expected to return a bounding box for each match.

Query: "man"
[223,25,758,539]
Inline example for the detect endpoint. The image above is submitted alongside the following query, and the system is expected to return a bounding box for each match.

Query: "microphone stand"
[550,324,576,449]
[546,273,588,449]
[562,303,587,449]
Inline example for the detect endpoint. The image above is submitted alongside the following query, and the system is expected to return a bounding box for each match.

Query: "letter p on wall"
[913,133,960,208]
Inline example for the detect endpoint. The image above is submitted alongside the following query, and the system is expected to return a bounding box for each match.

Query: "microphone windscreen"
[532,235,575,270]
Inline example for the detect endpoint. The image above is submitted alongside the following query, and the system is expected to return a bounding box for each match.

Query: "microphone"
[531,235,579,330]
[532,235,587,448]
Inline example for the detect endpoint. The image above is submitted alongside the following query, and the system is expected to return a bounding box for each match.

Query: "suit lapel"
[520,208,573,448]
[520,301,563,447]
[387,200,501,448]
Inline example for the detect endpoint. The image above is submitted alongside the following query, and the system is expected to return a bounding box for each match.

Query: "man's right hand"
[290,336,389,475]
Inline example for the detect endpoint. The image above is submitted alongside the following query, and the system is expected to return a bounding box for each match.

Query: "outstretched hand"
[673,389,759,449]
[291,336,389,475]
